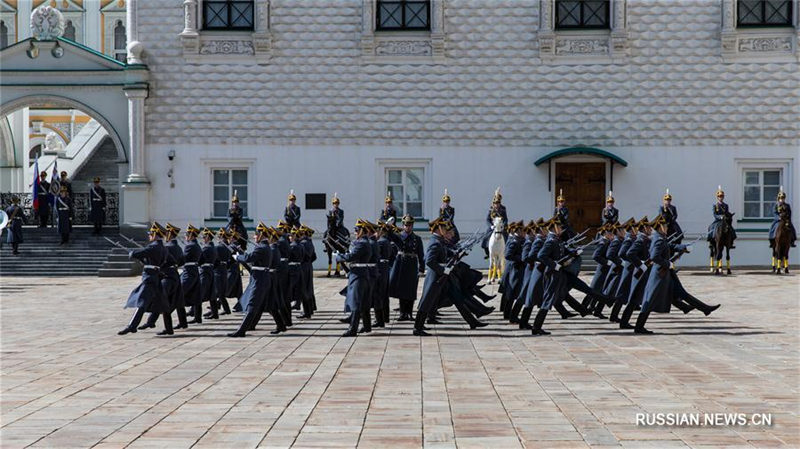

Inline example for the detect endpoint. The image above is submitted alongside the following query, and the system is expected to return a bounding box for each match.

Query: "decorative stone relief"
[200,40,255,55]
[375,40,432,56]
[739,37,792,52]
[555,38,608,55]
[31,6,64,40]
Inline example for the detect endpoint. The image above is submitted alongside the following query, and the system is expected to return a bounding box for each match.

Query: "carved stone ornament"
[375,40,432,56]
[555,38,609,55]
[199,40,256,55]
[738,37,792,52]
[31,6,65,40]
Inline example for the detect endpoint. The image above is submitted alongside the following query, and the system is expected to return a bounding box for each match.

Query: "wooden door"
[554,163,606,233]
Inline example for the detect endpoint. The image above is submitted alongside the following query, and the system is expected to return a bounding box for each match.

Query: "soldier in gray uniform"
[531,217,569,336]
[708,186,737,246]
[118,223,175,336]
[413,218,455,336]
[55,185,73,244]
[180,224,203,324]
[284,190,301,229]
[379,192,398,222]
[89,177,107,235]
[336,219,374,337]
[197,228,217,321]
[140,223,187,330]
[602,191,619,225]
[4,196,25,255]
[388,214,425,321]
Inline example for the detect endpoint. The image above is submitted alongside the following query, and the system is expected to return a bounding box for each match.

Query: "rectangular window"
[203,0,255,31]
[386,167,424,219]
[376,1,431,31]
[737,0,793,27]
[743,169,782,218]
[212,169,248,218]
[555,0,610,29]
[305,193,326,210]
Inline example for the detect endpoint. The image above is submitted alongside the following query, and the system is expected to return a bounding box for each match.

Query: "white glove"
[554,263,561,271]
[333,251,340,257]
[639,263,647,272]
[444,267,452,275]
[670,263,676,270]
[684,246,691,253]
[622,261,630,267]
[606,260,613,266]
[576,249,584,255]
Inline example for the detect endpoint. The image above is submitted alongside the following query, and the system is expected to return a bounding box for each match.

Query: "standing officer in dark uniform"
[708,186,737,247]
[326,194,346,276]
[388,214,425,321]
[770,188,796,247]
[284,190,301,229]
[198,227,217,321]
[336,219,374,337]
[59,171,73,197]
[89,177,107,235]
[659,188,683,242]
[482,188,508,259]
[4,196,25,255]
[55,185,73,244]
[180,224,203,324]
[118,222,174,336]
[379,192,398,222]
[37,171,50,228]
[226,191,247,248]
[554,189,576,239]
[438,189,460,243]
[602,191,619,225]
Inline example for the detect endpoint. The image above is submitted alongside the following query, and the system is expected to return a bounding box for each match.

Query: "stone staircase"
[0,226,139,277]
[71,137,120,193]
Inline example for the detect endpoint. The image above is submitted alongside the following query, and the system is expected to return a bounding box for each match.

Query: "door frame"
[550,155,611,206]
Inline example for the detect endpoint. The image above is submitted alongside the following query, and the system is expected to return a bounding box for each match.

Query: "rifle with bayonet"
[435,227,489,284]
[105,236,137,251]
[565,227,592,247]
[324,234,351,273]
[118,233,144,248]
[557,235,604,267]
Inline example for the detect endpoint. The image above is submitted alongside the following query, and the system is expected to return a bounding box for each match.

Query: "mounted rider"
[770,187,796,248]
[482,187,508,259]
[707,185,737,247]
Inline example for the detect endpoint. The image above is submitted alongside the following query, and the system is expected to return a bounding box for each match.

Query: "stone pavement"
[1,272,798,448]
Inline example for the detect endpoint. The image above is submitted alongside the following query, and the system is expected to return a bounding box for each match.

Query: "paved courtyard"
[0,272,798,448]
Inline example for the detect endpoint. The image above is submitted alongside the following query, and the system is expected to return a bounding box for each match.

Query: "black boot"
[157,313,174,336]
[608,302,622,322]
[531,309,550,335]
[518,307,533,329]
[219,298,231,315]
[634,309,653,334]
[618,302,635,329]
[138,312,158,330]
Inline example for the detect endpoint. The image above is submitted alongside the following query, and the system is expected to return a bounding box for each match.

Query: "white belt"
[379,259,389,263]
[201,263,214,268]
[143,265,160,270]
[251,266,268,271]
[351,263,376,267]
[280,258,288,261]
[288,262,301,266]
[184,262,198,267]
[269,268,277,273]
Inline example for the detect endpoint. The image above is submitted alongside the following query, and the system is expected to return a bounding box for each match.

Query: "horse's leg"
[326,250,332,277]
[726,246,732,275]
[709,243,715,273]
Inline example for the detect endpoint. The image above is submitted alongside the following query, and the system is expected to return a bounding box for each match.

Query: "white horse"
[488,216,506,283]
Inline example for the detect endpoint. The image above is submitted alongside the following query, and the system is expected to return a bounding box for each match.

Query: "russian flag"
[50,160,59,218]
[32,157,40,210]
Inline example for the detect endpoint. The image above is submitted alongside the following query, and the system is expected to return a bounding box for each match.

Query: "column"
[126,0,144,64]
[124,87,148,183]
[721,0,737,56]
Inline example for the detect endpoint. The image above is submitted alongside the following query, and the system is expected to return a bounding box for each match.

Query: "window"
[737,0,793,27]
[376,1,430,31]
[743,169,782,218]
[386,168,424,218]
[0,20,7,49]
[63,20,76,40]
[203,0,255,31]
[113,21,126,62]
[305,193,326,210]
[555,0,610,29]
[212,169,248,218]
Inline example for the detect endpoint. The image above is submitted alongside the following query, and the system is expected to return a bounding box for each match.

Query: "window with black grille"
[376,1,431,31]
[305,193,326,210]
[203,0,255,31]
[737,0,793,27]
[555,0,610,30]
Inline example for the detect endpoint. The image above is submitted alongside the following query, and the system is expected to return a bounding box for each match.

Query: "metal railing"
[0,192,119,225]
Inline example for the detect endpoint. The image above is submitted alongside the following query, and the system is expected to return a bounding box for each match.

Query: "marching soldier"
[531,217,567,336]
[659,188,683,243]
[37,171,50,228]
[582,223,613,314]
[89,177,107,235]
[263,226,291,330]
[284,190,301,229]
[554,189,576,239]
[181,224,203,324]
[618,217,654,329]
[4,196,25,255]
[770,187,796,248]
[508,220,538,323]
[275,222,293,326]
[207,228,232,318]
[514,219,547,328]
[413,218,454,336]
[336,219,374,337]
[482,188,508,259]
[228,221,286,337]
[118,222,175,336]
[139,223,187,331]
[500,221,525,320]
[299,225,318,317]
[596,221,626,319]
[375,220,394,325]
[608,218,637,322]
[197,228,217,321]
[388,214,425,321]
[379,191,398,222]
[226,230,245,312]
[227,192,247,248]
[286,227,305,315]
[602,191,619,225]
[55,185,73,244]
[438,189,460,243]
[708,185,737,247]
